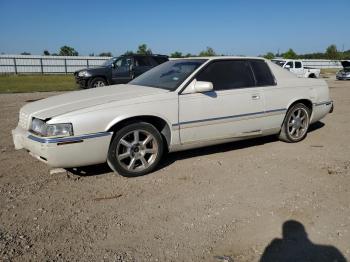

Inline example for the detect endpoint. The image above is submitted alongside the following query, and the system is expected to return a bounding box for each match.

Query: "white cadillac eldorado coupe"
[12,57,333,176]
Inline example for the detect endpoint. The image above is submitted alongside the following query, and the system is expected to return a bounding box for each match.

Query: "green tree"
[99,52,112,57]
[343,49,350,60]
[137,44,152,55]
[282,48,298,59]
[21,52,31,55]
[58,45,79,56]
[325,44,340,60]
[184,53,194,57]
[43,50,50,56]
[198,47,216,57]
[170,51,183,58]
[298,52,325,59]
[123,50,134,56]
[263,52,275,60]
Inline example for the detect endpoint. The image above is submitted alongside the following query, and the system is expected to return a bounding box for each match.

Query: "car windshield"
[130,59,206,91]
[102,57,117,67]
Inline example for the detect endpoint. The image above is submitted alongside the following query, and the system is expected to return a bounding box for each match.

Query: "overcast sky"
[0,0,349,56]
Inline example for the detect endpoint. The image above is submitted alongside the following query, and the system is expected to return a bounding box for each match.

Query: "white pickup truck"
[272,59,320,78]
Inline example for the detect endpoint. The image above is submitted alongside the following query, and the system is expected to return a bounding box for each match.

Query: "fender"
[105,112,174,133]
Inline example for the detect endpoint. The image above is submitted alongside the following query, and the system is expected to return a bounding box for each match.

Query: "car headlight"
[31,118,46,135]
[31,118,73,137]
[78,71,91,77]
[45,123,73,137]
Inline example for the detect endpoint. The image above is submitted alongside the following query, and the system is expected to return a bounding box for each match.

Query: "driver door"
[293,61,304,77]
[179,60,265,144]
[112,57,132,84]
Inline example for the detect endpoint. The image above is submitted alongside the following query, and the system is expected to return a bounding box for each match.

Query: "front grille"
[19,111,30,129]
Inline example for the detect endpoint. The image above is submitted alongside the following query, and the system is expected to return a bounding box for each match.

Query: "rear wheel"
[107,122,164,177]
[279,103,310,143]
[88,77,107,88]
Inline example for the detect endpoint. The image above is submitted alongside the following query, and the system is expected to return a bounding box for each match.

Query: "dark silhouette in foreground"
[260,220,346,262]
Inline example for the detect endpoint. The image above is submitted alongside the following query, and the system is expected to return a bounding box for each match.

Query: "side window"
[135,56,152,67]
[295,61,302,68]
[114,57,132,67]
[115,57,129,67]
[286,61,293,68]
[249,60,276,86]
[196,60,255,90]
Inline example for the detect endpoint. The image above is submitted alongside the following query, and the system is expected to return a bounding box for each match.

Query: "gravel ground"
[0,77,349,262]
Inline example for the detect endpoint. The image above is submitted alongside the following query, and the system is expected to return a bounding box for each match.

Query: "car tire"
[279,103,311,143]
[107,122,164,177]
[88,77,107,88]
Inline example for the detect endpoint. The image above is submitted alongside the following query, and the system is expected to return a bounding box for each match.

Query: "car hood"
[341,61,350,68]
[75,66,109,75]
[21,84,169,120]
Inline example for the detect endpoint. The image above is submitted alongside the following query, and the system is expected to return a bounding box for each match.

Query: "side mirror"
[193,81,213,93]
[111,63,116,69]
[285,64,291,69]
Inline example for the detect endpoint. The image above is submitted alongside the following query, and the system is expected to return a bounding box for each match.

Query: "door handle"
[252,94,260,100]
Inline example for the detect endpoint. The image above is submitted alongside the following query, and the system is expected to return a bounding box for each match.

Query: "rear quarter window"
[152,56,168,64]
[249,60,276,86]
[135,56,152,66]
[295,61,302,68]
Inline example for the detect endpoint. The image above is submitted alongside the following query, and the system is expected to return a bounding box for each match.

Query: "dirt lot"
[0,77,349,262]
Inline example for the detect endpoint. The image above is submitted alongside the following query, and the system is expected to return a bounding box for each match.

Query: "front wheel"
[279,103,311,143]
[107,122,164,177]
[88,77,107,88]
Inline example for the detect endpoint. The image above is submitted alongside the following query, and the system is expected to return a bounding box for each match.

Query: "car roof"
[120,54,168,57]
[173,56,267,61]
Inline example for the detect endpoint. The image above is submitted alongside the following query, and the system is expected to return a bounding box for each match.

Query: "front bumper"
[74,75,90,88]
[336,75,350,80]
[12,126,112,168]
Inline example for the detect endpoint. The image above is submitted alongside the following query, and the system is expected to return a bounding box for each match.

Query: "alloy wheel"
[287,107,309,140]
[93,80,105,87]
[116,129,159,172]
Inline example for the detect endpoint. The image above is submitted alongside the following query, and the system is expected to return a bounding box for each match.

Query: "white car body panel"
[12,57,333,168]
[179,85,265,144]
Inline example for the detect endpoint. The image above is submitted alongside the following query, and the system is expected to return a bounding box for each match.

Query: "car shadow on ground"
[67,121,325,177]
[258,220,346,262]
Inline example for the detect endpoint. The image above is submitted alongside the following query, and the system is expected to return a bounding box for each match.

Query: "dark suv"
[74,54,168,88]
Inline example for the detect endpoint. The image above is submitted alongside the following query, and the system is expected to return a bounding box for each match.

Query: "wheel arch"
[286,98,313,113]
[89,76,109,85]
[283,98,314,127]
[106,115,172,150]
[279,99,313,143]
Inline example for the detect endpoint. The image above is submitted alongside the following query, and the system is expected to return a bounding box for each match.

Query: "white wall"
[301,59,342,69]
[0,55,343,74]
[0,55,112,74]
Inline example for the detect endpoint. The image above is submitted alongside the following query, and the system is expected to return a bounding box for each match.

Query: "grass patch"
[320,68,340,74]
[0,74,78,93]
